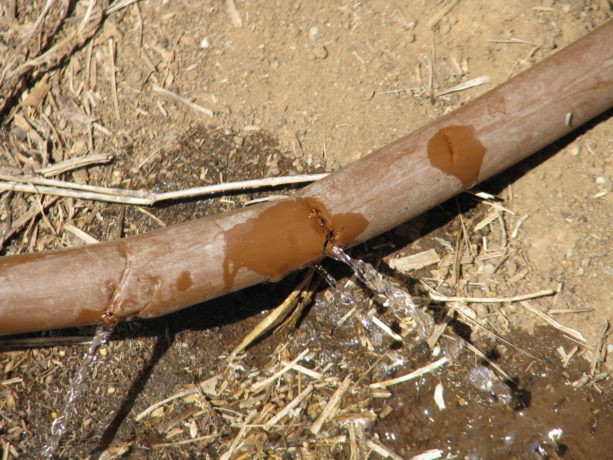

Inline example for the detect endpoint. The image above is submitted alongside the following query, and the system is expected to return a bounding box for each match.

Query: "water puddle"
[42,323,115,458]
[310,248,610,458]
[372,326,611,459]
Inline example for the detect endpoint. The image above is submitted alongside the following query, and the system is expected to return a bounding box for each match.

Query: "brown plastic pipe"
[1,20,612,336]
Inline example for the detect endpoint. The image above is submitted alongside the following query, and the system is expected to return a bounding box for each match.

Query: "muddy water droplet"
[42,323,115,458]
[176,271,193,291]
[427,125,486,188]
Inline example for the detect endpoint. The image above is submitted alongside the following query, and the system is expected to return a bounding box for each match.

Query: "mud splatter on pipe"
[0,20,612,335]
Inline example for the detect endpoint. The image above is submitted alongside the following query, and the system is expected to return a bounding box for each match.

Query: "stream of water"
[326,245,434,339]
[41,323,116,458]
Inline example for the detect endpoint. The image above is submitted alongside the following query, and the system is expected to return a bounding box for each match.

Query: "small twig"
[369,313,403,342]
[134,387,198,422]
[108,38,120,120]
[427,288,556,304]
[548,308,594,314]
[36,154,113,177]
[0,173,328,205]
[488,37,540,46]
[264,384,314,429]
[151,83,214,117]
[366,439,403,460]
[219,410,256,460]
[152,434,217,449]
[232,270,314,355]
[106,0,142,16]
[279,361,323,380]
[136,207,166,227]
[310,376,352,435]
[436,76,490,97]
[520,301,587,343]
[561,345,579,368]
[427,0,461,29]
[369,357,449,389]
[63,223,99,245]
[590,320,609,377]
[427,310,454,350]
[250,349,310,392]
[1,195,59,249]
[21,0,58,45]
[387,248,441,273]
[511,214,529,238]
[462,340,512,380]
[434,300,542,360]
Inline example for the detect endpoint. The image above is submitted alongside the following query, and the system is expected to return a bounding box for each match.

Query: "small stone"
[308,26,321,42]
[200,37,210,48]
[483,263,496,275]
[313,45,328,60]
[595,176,612,192]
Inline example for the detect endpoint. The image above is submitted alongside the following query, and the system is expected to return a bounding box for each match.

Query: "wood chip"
[410,449,444,460]
[225,0,243,28]
[387,248,441,273]
[433,382,446,410]
[366,439,403,460]
[63,223,99,244]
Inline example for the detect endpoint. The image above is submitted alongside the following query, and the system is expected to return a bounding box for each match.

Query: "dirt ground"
[1,1,612,459]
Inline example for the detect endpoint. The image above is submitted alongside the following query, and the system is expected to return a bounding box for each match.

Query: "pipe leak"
[223,197,367,290]
[427,125,486,188]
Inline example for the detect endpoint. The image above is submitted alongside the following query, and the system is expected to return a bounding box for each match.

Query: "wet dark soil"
[2,126,610,459]
[373,327,612,459]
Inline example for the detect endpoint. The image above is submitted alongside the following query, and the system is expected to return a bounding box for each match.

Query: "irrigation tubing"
[1,20,612,335]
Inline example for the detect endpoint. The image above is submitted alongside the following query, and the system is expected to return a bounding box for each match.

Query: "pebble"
[312,45,328,60]
[483,263,496,275]
[595,176,612,192]
[308,26,321,41]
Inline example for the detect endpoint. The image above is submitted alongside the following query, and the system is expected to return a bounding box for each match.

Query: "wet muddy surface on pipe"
[427,125,487,188]
[222,198,328,290]
[222,196,368,290]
